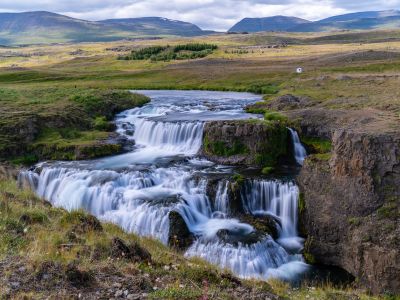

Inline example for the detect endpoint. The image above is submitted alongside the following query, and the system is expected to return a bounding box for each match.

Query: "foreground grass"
[0,178,388,299]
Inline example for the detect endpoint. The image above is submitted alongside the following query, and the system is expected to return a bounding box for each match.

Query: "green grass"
[301,137,332,154]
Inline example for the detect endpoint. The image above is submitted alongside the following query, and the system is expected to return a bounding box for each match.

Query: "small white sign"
[296,67,303,74]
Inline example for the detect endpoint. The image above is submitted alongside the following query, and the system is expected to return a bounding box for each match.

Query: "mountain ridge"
[229,10,400,33]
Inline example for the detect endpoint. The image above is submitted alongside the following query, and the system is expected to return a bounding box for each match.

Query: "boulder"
[168,211,194,251]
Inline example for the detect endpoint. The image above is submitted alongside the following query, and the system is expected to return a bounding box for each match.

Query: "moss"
[93,116,114,131]
[204,138,248,157]
[261,167,274,175]
[232,174,245,185]
[303,238,316,264]
[377,203,399,220]
[264,111,288,122]
[313,153,332,161]
[302,137,332,154]
[348,217,361,226]
[298,192,306,214]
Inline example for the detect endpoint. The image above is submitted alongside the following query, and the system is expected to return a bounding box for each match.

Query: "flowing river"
[20,90,310,282]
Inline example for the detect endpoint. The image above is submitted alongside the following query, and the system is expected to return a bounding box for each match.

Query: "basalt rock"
[202,120,289,167]
[168,211,194,251]
[298,127,400,294]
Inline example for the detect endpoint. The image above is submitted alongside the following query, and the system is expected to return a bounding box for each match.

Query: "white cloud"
[0,0,400,30]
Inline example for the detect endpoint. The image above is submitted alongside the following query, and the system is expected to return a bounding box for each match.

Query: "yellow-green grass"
[0,179,387,299]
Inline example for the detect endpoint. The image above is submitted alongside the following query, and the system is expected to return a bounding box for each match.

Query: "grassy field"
[1,29,399,163]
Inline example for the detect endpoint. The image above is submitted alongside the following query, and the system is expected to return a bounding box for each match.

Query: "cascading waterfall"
[19,90,309,283]
[133,118,204,154]
[289,128,307,165]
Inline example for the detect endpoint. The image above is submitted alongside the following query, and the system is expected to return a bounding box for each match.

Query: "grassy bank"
[0,178,386,299]
[0,87,149,163]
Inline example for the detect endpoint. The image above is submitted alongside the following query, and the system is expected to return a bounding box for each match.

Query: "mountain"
[229,10,400,33]
[228,16,311,32]
[318,10,400,23]
[100,17,205,36]
[290,10,400,32]
[0,11,210,45]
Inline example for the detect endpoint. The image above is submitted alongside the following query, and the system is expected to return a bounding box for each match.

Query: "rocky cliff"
[296,112,400,294]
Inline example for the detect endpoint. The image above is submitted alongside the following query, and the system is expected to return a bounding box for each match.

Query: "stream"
[20,90,313,282]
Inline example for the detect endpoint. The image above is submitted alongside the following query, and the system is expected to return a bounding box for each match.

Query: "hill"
[228,16,311,32]
[291,10,400,32]
[229,10,400,33]
[100,17,205,36]
[0,11,210,45]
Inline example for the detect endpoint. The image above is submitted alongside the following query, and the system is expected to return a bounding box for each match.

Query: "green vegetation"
[121,43,218,61]
[203,137,249,157]
[0,87,149,163]
[302,137,332,154]
[377,202,399,220]
[264,111,288,122]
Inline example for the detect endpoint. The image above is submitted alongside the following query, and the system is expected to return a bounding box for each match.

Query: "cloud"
[0,0,400,30]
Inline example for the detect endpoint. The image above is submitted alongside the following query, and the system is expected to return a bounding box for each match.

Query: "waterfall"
[186,237,307,281]
[241,180,299,238]
[288,128,307,165]
[132,118,204,155]
[214,181,229,217]
[17,90,309,283]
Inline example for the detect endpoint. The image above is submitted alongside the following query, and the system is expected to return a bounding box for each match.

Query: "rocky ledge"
[201,120,291,168]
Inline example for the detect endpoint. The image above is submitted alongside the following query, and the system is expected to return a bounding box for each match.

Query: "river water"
[20,90,310,282]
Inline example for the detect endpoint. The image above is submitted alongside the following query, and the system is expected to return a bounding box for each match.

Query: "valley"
[0,28,399,299]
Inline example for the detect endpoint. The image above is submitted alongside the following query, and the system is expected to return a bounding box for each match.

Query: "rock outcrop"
[168,211,194,251]
[202,120,290,167]
[296,110,400,294]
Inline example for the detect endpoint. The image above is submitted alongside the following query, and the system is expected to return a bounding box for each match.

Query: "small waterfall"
[241,180,300,238]
[214,181,229,217]
[19,167,212,244]
[132,118,204,155]
[288,128,307,165]
[186,237,307,281]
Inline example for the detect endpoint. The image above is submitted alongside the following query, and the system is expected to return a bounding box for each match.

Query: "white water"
[289,128,307,165]
[19,90,309,282]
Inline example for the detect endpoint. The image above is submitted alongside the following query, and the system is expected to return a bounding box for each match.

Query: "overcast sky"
[0,0,400,31]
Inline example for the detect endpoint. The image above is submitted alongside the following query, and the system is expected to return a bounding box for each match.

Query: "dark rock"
[202,120,290,167]
[168,211,194,251]
[238,214,280,240]
[298,127,400,294]
[71,213,103,234]
[266,94,313,111]
[111,237,152,263]
[216,229,265,246]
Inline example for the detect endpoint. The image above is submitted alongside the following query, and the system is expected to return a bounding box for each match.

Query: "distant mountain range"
[0,11,211,45]
[1,10,400,45]
[229,10,400,33]
[229,16,311,33]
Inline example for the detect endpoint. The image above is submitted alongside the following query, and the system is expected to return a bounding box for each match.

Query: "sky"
[0,0,400,31]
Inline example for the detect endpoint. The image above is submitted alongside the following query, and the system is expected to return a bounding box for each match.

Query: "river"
[20,90,310,282]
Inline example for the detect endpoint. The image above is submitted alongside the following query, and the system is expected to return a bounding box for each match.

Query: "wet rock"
[216,229,265,246]
[238,214,280,240]
[111,237,152,263]
[168,211,194,251]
